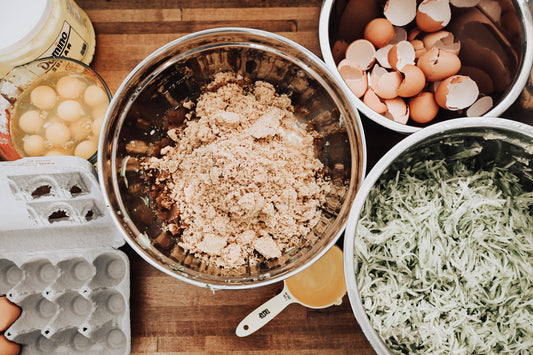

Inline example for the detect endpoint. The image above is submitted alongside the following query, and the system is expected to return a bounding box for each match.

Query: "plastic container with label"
[0,0,96,77]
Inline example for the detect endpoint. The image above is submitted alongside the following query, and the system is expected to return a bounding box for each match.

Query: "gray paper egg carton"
[0,156,130,355]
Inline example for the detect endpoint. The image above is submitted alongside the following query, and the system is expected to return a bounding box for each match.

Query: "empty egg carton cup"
[0,156,130,355]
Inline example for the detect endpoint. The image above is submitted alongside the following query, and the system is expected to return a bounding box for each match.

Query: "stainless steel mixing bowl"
[319,0,533,134]
[98,27,366,289]
[344,117,533,354]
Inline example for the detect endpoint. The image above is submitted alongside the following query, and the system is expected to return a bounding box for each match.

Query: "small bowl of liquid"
[0,57,111,163]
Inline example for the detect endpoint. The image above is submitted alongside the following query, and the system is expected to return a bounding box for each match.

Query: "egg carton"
[0,156,130,355]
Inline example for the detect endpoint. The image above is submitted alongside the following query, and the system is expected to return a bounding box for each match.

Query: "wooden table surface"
[76,0,405,353]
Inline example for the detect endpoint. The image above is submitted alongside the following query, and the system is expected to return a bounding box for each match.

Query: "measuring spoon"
[236,245,346,337]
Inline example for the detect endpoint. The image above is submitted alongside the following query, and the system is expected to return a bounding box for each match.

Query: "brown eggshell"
[397,64,426,97]
[423,31,460,55]
[374,71,402,99]
[331,39,349,64]
[345,39,376,70]
[0,335,20,355]
[363,88,388,114]
[388,40,415,71]
[409,92,439,123]
[337,59,368,98]
[450,0,480,7]
[0,297,21,332]
[375,45,393,68]
[466,95,493,117]
[407,27,423,41]
[364,18,395,48]
[384,97,409,124]
[435,75,479,110]
[416,0,451,33]
[384,0,417,27]
[410,40,427,58]
[392,26,408,44]
[417,48,461,82]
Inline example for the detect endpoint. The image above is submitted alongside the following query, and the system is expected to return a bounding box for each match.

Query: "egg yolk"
[46,122,71,147]
[57,100,83,122]
[70,119,93,141]
[74,139,98,159]
[92,116,104,136]
[18,110,44,134]
[30,85,57,110]
[56,75,86,98]
[23,135,46,156]
[84,85,108,107]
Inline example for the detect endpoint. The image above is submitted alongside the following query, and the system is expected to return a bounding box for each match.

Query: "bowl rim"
[318,0,533,135]
[98,26,368,290]
[343,116,533,354]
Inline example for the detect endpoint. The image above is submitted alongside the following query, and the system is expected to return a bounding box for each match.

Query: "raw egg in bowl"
[0,57,111,163]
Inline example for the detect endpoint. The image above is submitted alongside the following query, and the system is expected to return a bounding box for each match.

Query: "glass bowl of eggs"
[0,57,111,163]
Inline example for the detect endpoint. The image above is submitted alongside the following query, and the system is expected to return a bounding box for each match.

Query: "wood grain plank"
[86,9,183,22]
[77,0,322,10]
[181,7,319,21]
[74,1,377,353]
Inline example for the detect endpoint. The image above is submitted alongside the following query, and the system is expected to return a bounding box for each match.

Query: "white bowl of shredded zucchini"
[344,117,533,354]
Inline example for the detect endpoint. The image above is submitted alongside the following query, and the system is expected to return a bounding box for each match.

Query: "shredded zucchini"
[355,159,533,354]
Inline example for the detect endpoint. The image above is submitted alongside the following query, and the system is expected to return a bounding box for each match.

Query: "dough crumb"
[143,72,332,269]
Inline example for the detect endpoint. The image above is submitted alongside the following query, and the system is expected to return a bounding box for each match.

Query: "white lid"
[0,0,53,55]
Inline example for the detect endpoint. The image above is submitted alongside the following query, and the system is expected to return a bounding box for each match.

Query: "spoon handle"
[235,284,296,337]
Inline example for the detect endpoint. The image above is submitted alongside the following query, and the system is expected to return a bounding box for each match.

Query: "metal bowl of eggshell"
[319,0,533,134]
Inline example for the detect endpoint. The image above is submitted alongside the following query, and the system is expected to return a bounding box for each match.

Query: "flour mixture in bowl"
[142,73,333,270]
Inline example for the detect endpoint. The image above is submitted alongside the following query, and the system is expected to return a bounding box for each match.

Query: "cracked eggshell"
[384,97,409,124]
[416,0,452,33]
[337,59,368,98]
[408,27,423,41]
[345,39,376,70]
[435,75,479,110]
[391,26,408,44]
[423,31,460,55]
[410,40,427,58]
[466,95,493,117]
[375,45,393,68]
[369,64,388,89]
[388,40,415,71]
[373,70,402,99]
[397,64,426,97]
[409,91,439,123]
[384,0,417,27]
[364,18,395,48]
[363,88,388,114]
[450,0,480,7]
[417,48,461,82]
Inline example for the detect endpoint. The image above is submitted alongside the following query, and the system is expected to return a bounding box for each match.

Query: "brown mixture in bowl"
[142,72,332,269]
